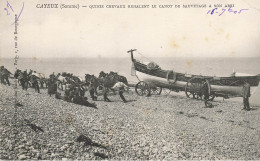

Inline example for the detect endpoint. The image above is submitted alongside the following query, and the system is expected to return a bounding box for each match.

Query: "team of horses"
[9,68,128,96]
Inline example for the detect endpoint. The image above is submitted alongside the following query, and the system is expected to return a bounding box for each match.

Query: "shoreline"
[0,82,260,160]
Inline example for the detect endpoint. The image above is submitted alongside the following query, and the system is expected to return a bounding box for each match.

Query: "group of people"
[56,84,97,108]
[14,69,43,93]
[44,71,130,108]
[1,66,130,108]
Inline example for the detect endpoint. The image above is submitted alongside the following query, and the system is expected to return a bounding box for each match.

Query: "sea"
[1,57,260,83]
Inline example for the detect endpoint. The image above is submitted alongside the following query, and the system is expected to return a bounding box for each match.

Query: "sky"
[1,0,260,58]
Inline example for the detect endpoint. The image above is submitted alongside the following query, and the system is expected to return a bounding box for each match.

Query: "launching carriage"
[128,49,260,101]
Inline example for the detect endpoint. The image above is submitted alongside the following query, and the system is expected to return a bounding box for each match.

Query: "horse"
[97,71,128,94]
[98,71,107,79]
[0,67,11,86]
[103,71,128,87]
[113,74,128,85]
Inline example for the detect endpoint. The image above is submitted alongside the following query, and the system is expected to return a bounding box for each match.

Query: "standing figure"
[21,70,29,90]
[31,75,40,93]
[242,82,251,111]
[89,82,97,101]
[48,74,57,97]
[202,80,212,108]
[112,81,129,103]
[103,87,111,102]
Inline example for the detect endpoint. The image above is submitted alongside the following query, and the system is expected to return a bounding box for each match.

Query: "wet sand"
[0,82,260,160]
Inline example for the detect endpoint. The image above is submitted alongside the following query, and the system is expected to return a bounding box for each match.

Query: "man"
[103,87,111,102]
[202,81,212,108]
[64,87,72,102]
[21,70,29,90]
[31,75,40,93]
[242,82,251,111]
[48,74,57,96]
[89,82,97,101]
[112,81,129,103]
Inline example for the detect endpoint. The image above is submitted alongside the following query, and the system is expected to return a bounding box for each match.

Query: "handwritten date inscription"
[207,7,248,16]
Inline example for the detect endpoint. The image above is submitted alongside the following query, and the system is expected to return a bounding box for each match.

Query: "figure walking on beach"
[242,82,251,111]
[112,81,129,103]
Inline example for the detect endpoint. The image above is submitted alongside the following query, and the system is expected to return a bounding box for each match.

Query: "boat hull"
[135,68,258,97]
[133,61,259,86]
[128,50,259,97]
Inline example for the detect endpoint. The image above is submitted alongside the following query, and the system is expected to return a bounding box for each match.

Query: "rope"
[136,50,158,64]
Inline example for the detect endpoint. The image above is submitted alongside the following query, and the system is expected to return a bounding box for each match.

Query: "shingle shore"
[0,83,259,160]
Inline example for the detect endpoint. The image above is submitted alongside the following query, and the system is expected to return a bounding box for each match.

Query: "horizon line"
[1,56,260,59]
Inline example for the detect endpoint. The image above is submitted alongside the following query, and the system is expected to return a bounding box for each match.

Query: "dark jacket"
[242,82,251,98]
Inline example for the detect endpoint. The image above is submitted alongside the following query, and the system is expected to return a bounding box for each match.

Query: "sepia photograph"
[0,0,260,160]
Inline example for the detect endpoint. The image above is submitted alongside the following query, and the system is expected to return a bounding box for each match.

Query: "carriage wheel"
[135,81,151,96]
[194,82,204,100]
[163,88,171,95]
[150,86,162,95]
[185,79,204,99]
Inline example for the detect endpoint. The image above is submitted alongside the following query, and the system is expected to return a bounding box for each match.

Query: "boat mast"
[127,49,136,62]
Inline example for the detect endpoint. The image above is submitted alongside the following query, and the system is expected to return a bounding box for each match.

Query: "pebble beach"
[0,82,260,160]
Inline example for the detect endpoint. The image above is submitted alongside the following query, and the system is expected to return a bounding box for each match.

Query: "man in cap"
[242,82,251,111]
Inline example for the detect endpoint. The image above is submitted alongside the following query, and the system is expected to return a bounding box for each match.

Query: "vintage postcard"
[0,0,260,160]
